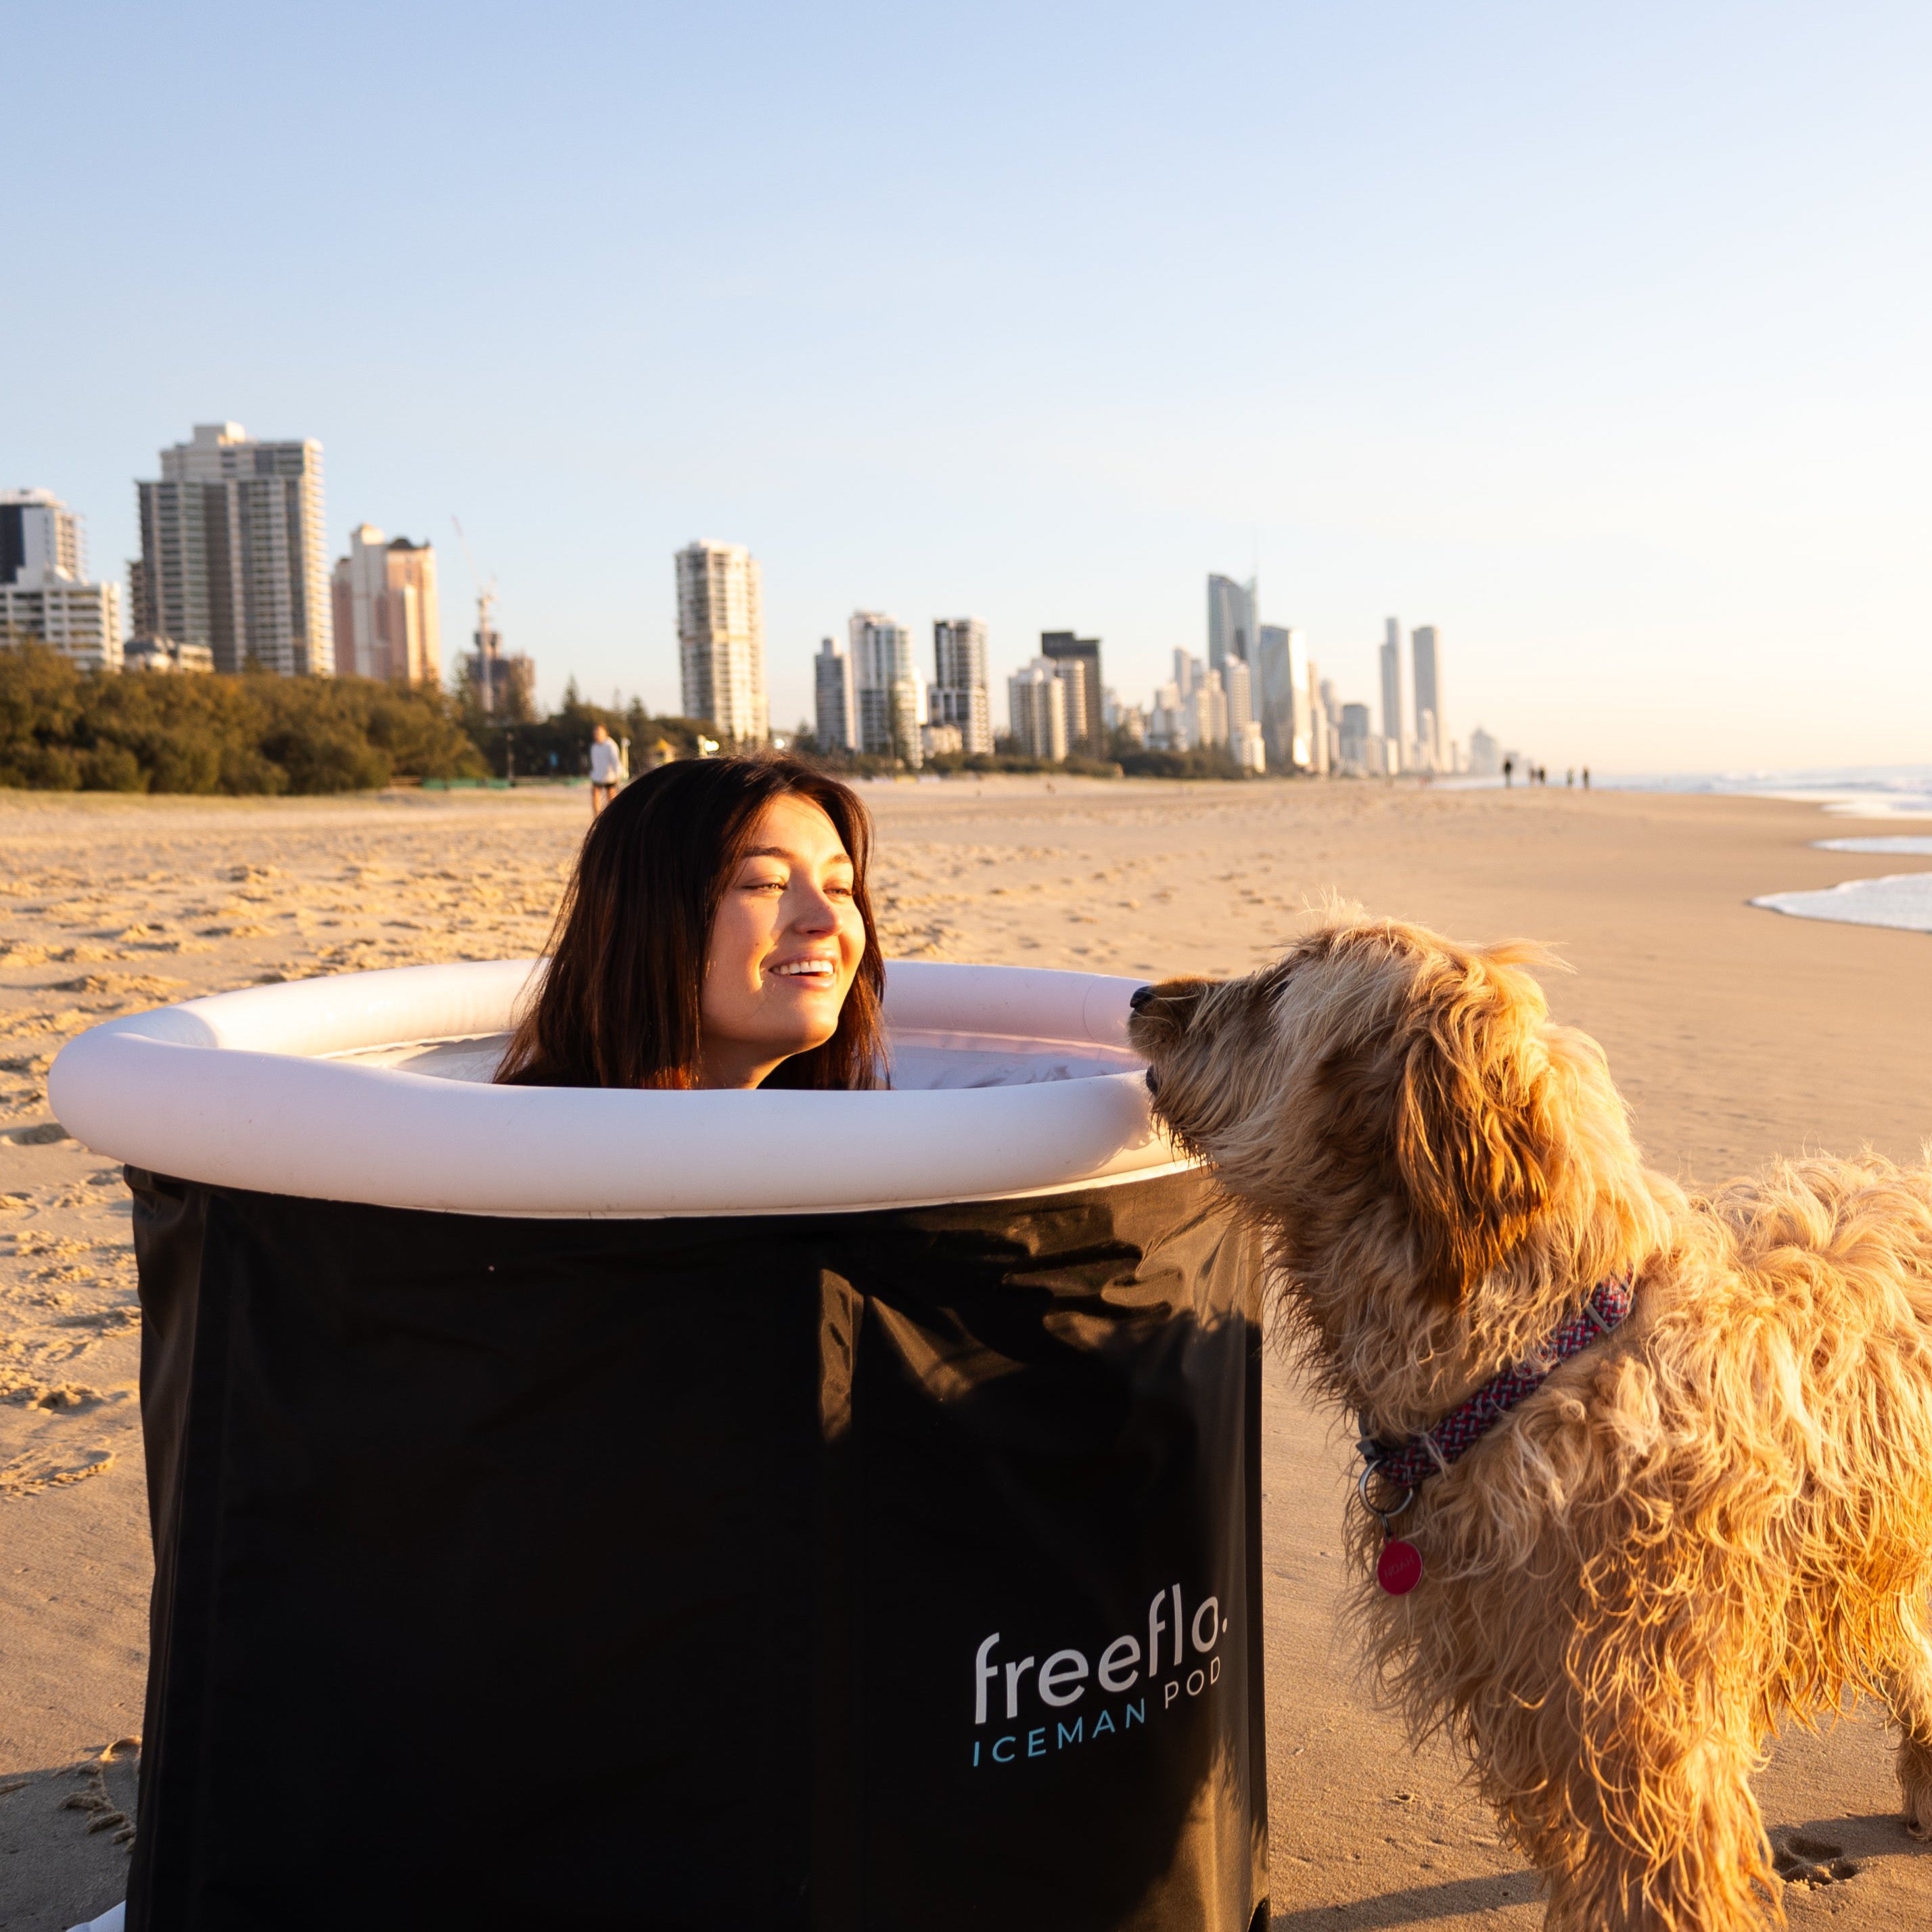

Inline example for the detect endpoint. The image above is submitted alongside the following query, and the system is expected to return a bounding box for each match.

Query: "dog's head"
[1130,915,1649,1325]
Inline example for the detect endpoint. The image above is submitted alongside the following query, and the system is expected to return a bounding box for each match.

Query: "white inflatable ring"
[47,960,1184,1217]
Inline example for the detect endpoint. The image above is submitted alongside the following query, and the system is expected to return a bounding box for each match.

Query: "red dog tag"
[1377,1538,1423,1595]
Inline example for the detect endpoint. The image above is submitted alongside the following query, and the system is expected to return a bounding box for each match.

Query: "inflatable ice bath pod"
[53,961,1269,1932]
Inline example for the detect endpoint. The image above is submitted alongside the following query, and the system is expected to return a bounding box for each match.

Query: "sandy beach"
[3,777,1929,1927]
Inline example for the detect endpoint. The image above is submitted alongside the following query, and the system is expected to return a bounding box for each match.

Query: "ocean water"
[1603,764,1932,819]
[1752,873,1932,934]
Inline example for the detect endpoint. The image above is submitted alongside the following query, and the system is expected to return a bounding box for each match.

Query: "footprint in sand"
[1770,1829,1861,1886]
[0,1446,115,1498]
[55,1307,141,1332]
[48,972,172,994]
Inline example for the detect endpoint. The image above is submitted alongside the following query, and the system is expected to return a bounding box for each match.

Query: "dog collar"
[1355,1275,1635,1594]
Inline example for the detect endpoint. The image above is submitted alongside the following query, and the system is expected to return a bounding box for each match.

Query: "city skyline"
[12,450,1512,766]
[4,461,1498,771]
[0,469,1511,774]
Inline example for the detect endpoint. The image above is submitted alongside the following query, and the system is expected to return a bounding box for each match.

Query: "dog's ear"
[1392,954,1555,1303]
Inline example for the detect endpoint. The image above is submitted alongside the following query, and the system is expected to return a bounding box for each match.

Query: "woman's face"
[698,794,867,1089]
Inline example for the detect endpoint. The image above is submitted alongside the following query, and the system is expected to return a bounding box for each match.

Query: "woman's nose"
[790,886,839,931]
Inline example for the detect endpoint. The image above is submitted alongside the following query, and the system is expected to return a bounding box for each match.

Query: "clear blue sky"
[8,1,1929,771]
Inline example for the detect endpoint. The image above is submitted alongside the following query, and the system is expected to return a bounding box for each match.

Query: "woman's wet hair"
[497,755,887,1090]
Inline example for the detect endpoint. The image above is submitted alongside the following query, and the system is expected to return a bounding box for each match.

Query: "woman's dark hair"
[496,756,887,1090]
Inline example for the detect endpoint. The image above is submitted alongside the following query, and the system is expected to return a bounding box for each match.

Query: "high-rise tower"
[1007,660,1069,762]
[1040,631,1103,758]
[814,637,856,752]
[0,489,84,585]
[850,611,921,766]
[0,490,120,674]
[137,423,332,674]
[1258,624,1313,771]
[1411,625,1443,769]
[1379,618,1404,759]
[675,540,768,743]
[1207,574,1258,724]
[0,488,120,672]
[331,525,441,683]
[930,618,992,756]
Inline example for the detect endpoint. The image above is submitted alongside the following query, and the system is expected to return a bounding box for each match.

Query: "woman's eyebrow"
[741,845,852,865]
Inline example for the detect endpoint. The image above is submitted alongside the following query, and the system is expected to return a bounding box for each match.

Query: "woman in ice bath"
[497,755,887,1090]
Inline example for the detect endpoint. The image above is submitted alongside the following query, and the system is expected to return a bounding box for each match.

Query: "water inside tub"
[331,1032,1143,1089]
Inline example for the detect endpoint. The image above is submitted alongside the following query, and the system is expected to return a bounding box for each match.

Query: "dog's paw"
[1770,1831,1861,1886]
[1895,1735,1932,1839]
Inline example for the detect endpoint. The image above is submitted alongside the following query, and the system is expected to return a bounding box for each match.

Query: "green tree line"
[0,643,488,794]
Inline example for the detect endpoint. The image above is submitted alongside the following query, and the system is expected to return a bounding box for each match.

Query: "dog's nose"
[1144,1067,1160,1097]
[1129,984,1155,1012]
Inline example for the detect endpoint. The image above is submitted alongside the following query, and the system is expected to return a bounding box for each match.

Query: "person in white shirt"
[588,723,623,816]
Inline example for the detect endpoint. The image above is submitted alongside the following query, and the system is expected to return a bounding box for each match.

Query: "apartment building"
[137,422,333,674]
[675,540,768,743]
[1040,631,1104,758]
[850,611,921,766]
[331,524,441,683]
[1007,659,1069,762]
[0,488,121,671]
[814,636,856,752]
[930,617,991,756]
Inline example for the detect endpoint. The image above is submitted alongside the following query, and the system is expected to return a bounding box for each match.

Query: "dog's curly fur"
[1128,912,1932,1931]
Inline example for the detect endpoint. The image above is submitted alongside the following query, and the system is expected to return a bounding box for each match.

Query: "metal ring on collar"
[1357,1461,1417,1533]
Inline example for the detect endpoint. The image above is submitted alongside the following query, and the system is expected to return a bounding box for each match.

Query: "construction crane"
[451,516,502,716]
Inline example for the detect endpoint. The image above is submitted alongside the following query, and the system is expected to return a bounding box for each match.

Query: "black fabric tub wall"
[125,1164,1268,1932]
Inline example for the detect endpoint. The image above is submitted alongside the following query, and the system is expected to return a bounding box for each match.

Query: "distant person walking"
[1582,766,1591,791]
[589,723,623,816]
[1503,757,1514,788]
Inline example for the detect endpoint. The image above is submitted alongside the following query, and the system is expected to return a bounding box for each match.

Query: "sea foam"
[1814,835,1932,855]
[1752,872,1932,934]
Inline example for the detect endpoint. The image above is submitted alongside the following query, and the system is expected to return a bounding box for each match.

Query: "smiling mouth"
[770,959,837,982]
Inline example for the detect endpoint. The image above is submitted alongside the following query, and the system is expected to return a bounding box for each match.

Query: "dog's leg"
[1883,1653,1932,1841]
[1534,1728,1776,1932]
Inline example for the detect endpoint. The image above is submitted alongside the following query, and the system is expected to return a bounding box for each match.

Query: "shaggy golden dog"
[1127,913,1932,1931]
